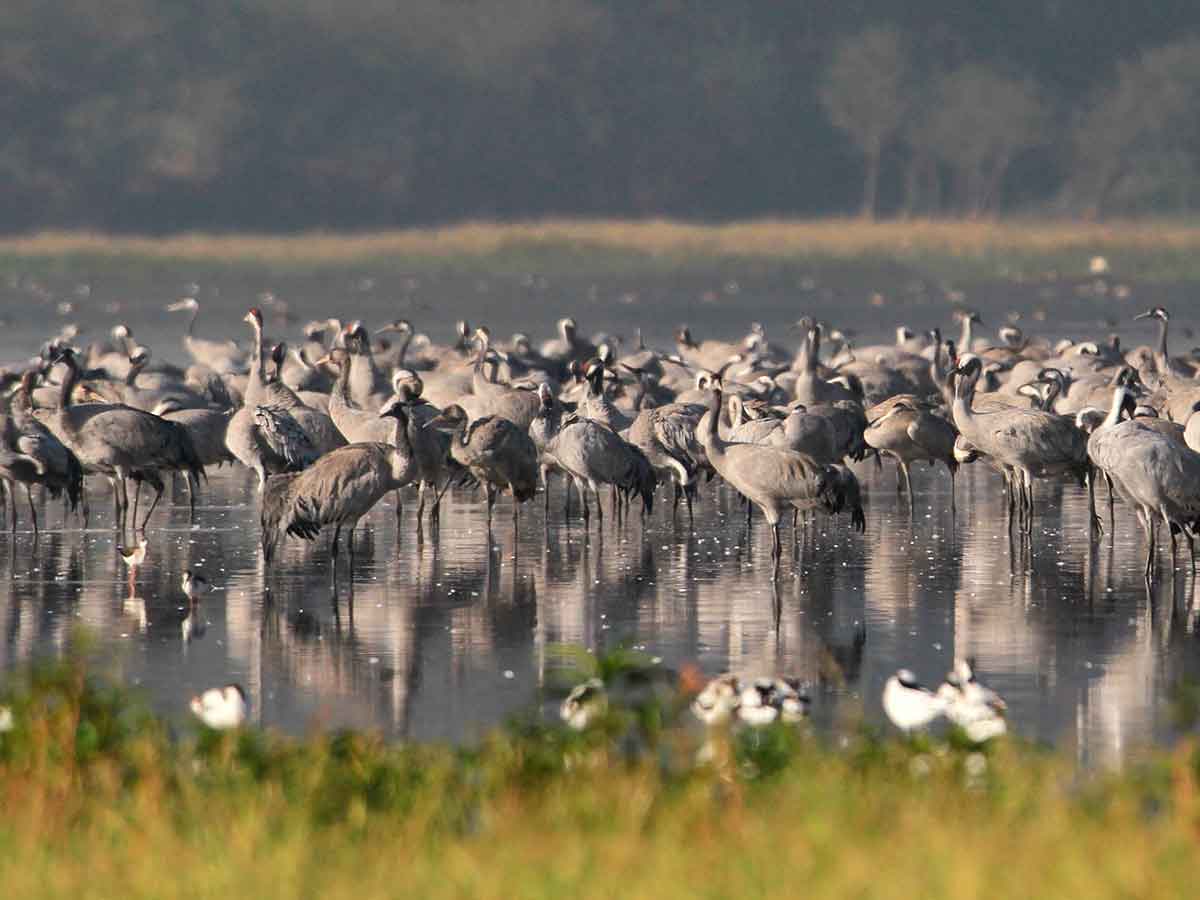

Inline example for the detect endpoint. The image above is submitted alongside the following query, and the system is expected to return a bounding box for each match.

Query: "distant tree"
[819,27,913,219]
[922,65,1047,217]
[1067,37,1200,217]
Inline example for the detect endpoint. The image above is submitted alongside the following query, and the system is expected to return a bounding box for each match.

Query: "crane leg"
[1105,473,1116,530]
[26,486,38,538]
[131,479,142,532]
[685,483,694,528]
[329,525,342,594]
[672,482,680,520]
[580,481,590,525]
[564,476,572,520]
[417,482,426,522]
[746,496,753,529]
[1086,468,1101,537]
[948,465,957,518]
[140,480,164,532]
[771,522,781,575]
[544,469,551,515]
[900,462,914,517]
[6,481,15,533]
[595,484,604,524]
[1164,509,1177,572]
[486,484,497,526]
[1142,510,1155,580]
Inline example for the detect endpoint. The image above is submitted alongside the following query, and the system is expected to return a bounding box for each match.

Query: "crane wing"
[253,404,319,470]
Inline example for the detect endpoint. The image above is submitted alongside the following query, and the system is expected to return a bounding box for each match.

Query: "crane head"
[1134,306,1169,322]
[166,297,198,313]
[243,308,263,328]
[377,396,412,425]
[375,319,412,336]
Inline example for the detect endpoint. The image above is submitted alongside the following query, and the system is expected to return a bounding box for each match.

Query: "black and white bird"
[119,535,148,569]
[882,669,946,733]
[559,678,607,730]
[737,677,811,726]
[189,684,248,729]
[691,674,742,726]
[181,569,213,602]
[938,660,1007,742]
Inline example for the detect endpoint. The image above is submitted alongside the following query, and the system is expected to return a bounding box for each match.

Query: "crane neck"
[702,390,727,457]
[185,306,198,338]
[1040,378,1061,411]
[248,318,266,387]
[1102,387,1127,429]
[58,356,80,411]
[1156,316,1169,368]
[950,373,977,430]
[959,316,973,352]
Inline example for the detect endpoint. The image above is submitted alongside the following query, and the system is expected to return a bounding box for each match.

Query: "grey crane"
[1088,375,1200,577]
[951,357,1089,534]
[226,308,345,486]
[393,369,466,527]
[165,297,246,374]
[536,395,655,525]
[539,317,595,370]
[426,404,538,526]
[792,321,860,406]
[49,347,205,531]
[622,402,703,525]
[1133,306,1194,381]
[864,399,959,515]
[6,371,85,531]
[578,358,632,432]
[260,397,417,592]
[464,327,541,429]
[342,321,392,410]
[151,398,236,470]
[698,383,839,570]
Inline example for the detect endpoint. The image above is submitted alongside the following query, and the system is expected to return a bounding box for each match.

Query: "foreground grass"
[1,656,1198,899]
[4,218,1200,281]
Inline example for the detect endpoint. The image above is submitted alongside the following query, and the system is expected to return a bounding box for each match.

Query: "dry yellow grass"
[3,218,1199,266]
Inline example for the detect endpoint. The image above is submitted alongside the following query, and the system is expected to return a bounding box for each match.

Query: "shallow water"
[0,461,1196,767]
[2,264,1199,766]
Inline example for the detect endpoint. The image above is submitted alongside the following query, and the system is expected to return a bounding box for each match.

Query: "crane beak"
[1133,310,1154,321]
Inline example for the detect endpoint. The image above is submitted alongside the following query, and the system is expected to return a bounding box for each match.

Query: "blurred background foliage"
[6,1,1200,231]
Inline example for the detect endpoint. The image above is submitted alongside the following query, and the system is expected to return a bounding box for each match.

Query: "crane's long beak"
[1133,311,1153,320]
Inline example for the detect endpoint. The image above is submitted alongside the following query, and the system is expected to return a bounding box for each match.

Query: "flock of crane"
[2,297,1199,598]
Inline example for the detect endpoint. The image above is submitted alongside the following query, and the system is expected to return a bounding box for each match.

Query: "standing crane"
[260,397,418,592]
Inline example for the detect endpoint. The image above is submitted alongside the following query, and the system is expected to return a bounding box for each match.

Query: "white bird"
[736,677,811,726]
[938,660,1008,743]
[691,674,741,726]
[189,684,248,729]
[882,669,946,733]
[560,678,607,730]
[119,535,148,569]
[182,569,212,602]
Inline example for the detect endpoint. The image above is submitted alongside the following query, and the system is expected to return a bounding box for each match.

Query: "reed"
[3,218,1200,279]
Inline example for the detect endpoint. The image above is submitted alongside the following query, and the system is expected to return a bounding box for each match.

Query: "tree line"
[4,1,1200,232]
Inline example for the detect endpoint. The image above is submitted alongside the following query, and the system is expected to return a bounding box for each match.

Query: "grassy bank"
[4,218,1200,281]
[1,655,1197,899]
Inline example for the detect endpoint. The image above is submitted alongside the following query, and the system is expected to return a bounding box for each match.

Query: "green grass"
[5,218,1200,281]
[1,652,1198,899]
